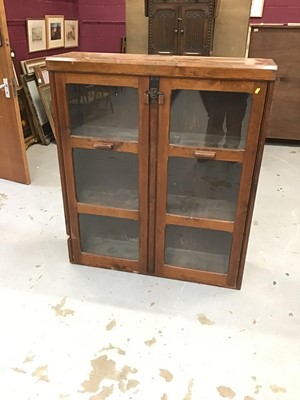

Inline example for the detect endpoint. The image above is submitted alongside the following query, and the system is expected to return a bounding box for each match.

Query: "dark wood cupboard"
[47,53,276,289]
[248,25,300,141]
[148,0,218,55]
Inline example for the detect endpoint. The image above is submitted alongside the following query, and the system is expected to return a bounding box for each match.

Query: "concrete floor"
[0,143,299,400]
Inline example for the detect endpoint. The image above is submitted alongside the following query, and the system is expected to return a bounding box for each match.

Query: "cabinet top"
[46,52,277,81]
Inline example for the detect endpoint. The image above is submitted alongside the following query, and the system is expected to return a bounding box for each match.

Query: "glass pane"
[79,214,139,259]
[170,90,252,149]
[165,225,232,273]
[67,85,138,141]
[167,158,242,220]
[73,149,138,209]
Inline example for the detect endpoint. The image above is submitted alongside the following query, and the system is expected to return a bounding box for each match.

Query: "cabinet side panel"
[227,82,268,288]
[49,71,76,262]
[236,82,275,289]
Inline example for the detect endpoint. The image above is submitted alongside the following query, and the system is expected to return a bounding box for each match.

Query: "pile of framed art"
[26,15,78,53]
[17,57,54,146]
[15,15,78,147]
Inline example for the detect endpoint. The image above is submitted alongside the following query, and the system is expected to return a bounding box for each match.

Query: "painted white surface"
[251,0,265,18]
[0,143,299,399]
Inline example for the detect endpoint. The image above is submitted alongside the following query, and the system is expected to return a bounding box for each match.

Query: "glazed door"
[54,75,149,272]
[155,78,268,287]
[149,4,179,54]
[179,4,210,55]
[0,0,30,183]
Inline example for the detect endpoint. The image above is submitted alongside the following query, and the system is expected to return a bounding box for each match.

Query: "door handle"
[195,150,216,159]
[0,79,10,98]
[93,142,114,150]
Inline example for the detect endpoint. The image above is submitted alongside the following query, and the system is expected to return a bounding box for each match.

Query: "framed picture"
[34,65,49,85]
[250,0,265,17]
[64,20,78,48]
[17,86,39,149]
[20,57,46,75]
[12,62,19,86]
[45,15,64,49]
[26,19,46,53]
[21,74,53,145]
[38,84,56,138]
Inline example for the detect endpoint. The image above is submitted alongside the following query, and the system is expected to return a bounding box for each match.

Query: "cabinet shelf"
[170,131,246,149]
[76,187,138,210]
[82,237,139,260]
[167,194,237,221]
[72,123,139,142]
[165,247,229,274]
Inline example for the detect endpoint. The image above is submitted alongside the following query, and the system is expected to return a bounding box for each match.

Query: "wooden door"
[248,25,300,140]
[154,77,268,288]
[179,4,210,55]
[148,4,179,55]
[50,72,150,272]
[0,0,30,184]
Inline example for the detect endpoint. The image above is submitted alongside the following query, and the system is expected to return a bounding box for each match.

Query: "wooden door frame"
[154,77,268,288]
[0,0,30,184]
[50,72,150,273]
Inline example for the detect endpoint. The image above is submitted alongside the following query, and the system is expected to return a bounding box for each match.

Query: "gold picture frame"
[45,15,64,49]
[38,83,56,139]
[34,65,49,85]
[26,19,46,53]
[64,19,79,48]
[20,56,46,75]
[17,86,39,149]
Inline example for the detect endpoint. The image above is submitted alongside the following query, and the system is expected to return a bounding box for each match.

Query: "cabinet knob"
[180,29,184,34]
[93,142,115,150]
[175,29,178,33]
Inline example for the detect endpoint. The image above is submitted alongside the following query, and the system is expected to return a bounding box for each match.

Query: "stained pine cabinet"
[47,53,276,289]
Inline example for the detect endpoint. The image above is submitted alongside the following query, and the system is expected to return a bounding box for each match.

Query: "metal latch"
[144,77,164,104]
[0,78,10,98]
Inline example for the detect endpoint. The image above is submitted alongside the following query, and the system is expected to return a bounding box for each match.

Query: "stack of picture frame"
[19,57,54,146]
[17,86,39,149]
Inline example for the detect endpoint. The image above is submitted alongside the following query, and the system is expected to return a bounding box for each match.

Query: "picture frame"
[250,0,265,17]
[17,86,39,149]
[38,83,56,139]
[20,57,46,75]
[64,19,78,48]
[45,15,64,49]
[34,65,49,85]
[26,19,46,53]
[11,53,19,86]
[20,74,53,145]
